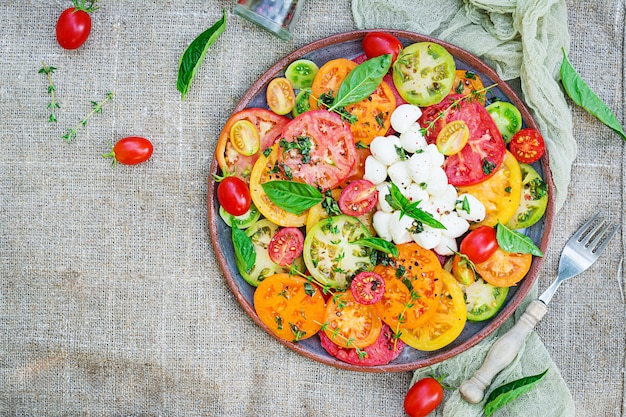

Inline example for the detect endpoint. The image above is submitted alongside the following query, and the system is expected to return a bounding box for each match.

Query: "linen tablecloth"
[1,1,624,416]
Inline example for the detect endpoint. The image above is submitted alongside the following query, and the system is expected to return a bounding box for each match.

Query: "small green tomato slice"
[303,215,374,290]
[505,163,548,230]
[464,278,509,322]
[486,101,523,143]
[219,203,261,229]
[436,120,469,155]
[230,119,260,156]
[285,59,319,89]
[292,88,312,117]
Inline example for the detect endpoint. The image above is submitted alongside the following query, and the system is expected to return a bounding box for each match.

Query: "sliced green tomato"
[464,278,508,322]
[436,120,469,155]
[285,59,319,89]
[292,88,312,118]
[392,42,456,107]
[505,163,548,230]
[236,219,304,287]
[229,119,261,156]
[486,101,522,143]
[219,203,261,229]
[303,215,374,290]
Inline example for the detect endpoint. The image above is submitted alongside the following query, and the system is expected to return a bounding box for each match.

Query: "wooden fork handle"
[459,299,548,403]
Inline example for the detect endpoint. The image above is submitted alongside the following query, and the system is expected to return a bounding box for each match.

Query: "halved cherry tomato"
[339,179,378,216]
[350,271,385,305]
[459,226,498,264]
[486,101,522,143]
[266,77,295,115]
[285,59,319,90]
[456,151,522,228]
[268,227,304,266]
[453,70,486,103]
[277,110,357,191]
[508,128,546,163]
[404,377,444,417]
[436,120,469,155]
[254,273,326,342]
[103,136,153,166]
[216,108,289,181]
[362,32,403,63]
[229,119,260,156]
[475,248,532,287]
[323,291,382,348]
[451,254,476,285]
[217,176,251,216]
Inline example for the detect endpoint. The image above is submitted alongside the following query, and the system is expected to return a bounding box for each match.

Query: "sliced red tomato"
[266,77,296,116]
[323,291,382,349]
[268,227,304,266]
[277,110,357,191]
[508,128,546,163]
[319,323,405,366]
[340,146,372,186]
[459,226,498,264]
[420,94,506,186]
[339,179,378,216]
[350,271,385,305]
[254,273,326,342]
[475,248,532,287]
[216,108,289,181]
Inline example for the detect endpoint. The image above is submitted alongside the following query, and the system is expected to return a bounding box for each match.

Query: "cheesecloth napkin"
[352,0,576,415]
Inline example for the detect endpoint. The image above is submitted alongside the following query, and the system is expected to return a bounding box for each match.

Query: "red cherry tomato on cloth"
[268,227,304,266]
[404,377,444,417]
[459,226,498,264]
[362,32,403,64]
[508,128,546,164]
[217,176,251,217]
[102,136,153,166]
[56,6,94,50]
[350,271,385,305]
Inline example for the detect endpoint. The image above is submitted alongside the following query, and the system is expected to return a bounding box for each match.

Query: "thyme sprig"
[71,0,100,13]
[39,60,59,123]
[62,91,114,142]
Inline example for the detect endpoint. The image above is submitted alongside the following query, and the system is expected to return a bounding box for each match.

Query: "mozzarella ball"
[435,235,458,256]
[387,160,412,188]
[370,135,402,166]
[363,155,388,185]
[391,104,422,133]
[424,167,449,197]
[429,184,458,214]
[424,143,445,168]
[408,152,431,184]
[372,211,393,241]
[456,193,487,222]
[389,210,414,244]
[440,212,470,238]
[411,226,442,250]
[404,183,429,204]
[376,182,394,213]
[399,123,427,153]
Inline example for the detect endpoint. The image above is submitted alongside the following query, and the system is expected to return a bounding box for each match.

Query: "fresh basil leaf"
[261,180,323,215]
[496,222,543,257]
[560,48,626,141]
[330,54,392,110]
[386,183,446,230]
[351,237,399,257]
[177,9,227,101]
[485,369,548,417]
[232,227,255,273]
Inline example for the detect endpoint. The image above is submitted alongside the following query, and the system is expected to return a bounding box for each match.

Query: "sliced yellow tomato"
[436,120,469,155]
[399,269,467,351]
[230,119,260,156]
[306,188,342,233]
[456,151,522,228]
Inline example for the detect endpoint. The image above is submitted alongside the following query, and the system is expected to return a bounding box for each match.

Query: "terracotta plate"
[207,30,555,372]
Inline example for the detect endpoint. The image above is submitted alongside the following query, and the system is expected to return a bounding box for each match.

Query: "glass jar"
[234,0,305,41]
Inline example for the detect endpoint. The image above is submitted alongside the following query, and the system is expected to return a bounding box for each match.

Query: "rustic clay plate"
[207,30,555,372]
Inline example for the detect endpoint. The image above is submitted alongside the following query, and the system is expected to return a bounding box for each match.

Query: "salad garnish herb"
[62,91,114,142]
[496,222,543,257]
[261,180,323,215]
[385,182,446,230]
[39,60,60,123]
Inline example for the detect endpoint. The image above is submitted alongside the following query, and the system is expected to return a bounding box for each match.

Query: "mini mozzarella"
[411,226,442,250]
[440,212,470,239]
[424,167,449,197]
[389,210,414,244]
[399,123,427,153]
[429,184,458,214]
[404,183,429,204]
[408,152,431,184]
[387,160,412,188]
[456,193,487,222]
[363,155,388,185]
[435,235,458,256]
[370,135,402,166]
[376,182,394,213]
[390,104,422,134]
[424,144,445,168]
[372,211,393,241]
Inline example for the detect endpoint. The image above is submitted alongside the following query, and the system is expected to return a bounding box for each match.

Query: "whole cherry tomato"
[217,176,251,217]
[459,226,499,264]
[362,32,403,63]
[56,2,99,50]
[404,377,444,417]
[103,136,154,166]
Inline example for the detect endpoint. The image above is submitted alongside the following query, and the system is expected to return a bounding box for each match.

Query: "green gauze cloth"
[352,0,576,415]
[352,0,577,212]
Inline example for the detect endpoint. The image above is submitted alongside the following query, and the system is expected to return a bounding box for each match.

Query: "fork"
[459,213,620,403]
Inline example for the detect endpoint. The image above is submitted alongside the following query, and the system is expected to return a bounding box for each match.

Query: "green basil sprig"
[496,222,543,257]
[177,9,227,101]
[484,369,548,416]
[328,54,392,112]
[261,180,323,215]
[560,49,626,140]
[351,237,399,257]
[385,182,446,230]
[232,227,255,273]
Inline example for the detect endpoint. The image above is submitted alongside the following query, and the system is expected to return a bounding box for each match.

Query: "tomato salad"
[212,33,550,367]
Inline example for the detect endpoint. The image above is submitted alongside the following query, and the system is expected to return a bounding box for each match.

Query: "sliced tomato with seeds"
[350,271,385,305]
[339,179,378,216]
[268,227,304,266]
[453,70,486,103]
[323,291,382,349]
[508,128,546,163]
[475,247,532,287]
[266,77,296,116]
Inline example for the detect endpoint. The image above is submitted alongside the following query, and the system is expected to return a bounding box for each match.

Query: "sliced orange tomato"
[400,269,467,351]
[254,273,326,342]
[310,58,395,145]
[456,151,522,228]
[266,77,296,116]
[475,247,532,287]
[373,243,443,330]
[249,145,309,227]
[453,69,486,103]
[323,291,382,349]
